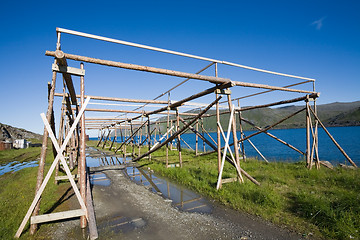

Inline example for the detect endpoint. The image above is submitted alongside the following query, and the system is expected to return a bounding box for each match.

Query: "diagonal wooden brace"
[15,97,90,238]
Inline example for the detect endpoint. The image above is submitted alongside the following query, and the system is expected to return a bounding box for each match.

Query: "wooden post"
[166,99,170,167]
[86,167,98,239]
[69,129,75,170]
[200,118,206,152]
[313,99,320,169]
[306,99,311,168]
[308,105,357,168]
[130,121,135,157]
[237,99,246,161]
[79,62,87,228]
[170,120,173,150]
[102,129,110,149]
[139,116,143,156]
[30,60,57,235]
[55,86,66,184]
[195,120,199,155]
[227,94,241,178]
[124,122,127,157]
[148,116,151,160]
[216,88,221,172]
[132,96,222,162]
[96,130,104,147]
[176,108,182,167]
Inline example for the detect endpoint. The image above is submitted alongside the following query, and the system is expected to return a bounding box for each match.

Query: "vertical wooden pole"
[124,122,127,157]
[237,99,246,161]
[69,130,75,170]
[130,121,135,157]
[148,116,151,160]
[166,95,170,167]
[139,116,143,156]
[215,63,221,173]
[201,118,206,152]
[30,60,57,235]
[306,99,311,169]
[195,120,199,155]
[313,99,320,169]
[55,83,66,184]
[170,120,173,150]
[80,62,87,228]
[176,108,182,167]
[227,94,241,181]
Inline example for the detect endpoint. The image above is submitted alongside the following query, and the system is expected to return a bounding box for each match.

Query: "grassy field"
[135,148,360,240]
[0,141,72,239]
[90,138,360,240]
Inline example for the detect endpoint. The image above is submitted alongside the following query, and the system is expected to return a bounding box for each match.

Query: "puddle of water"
[0,160,38,176]
[86,147,131,186]
[90,172,111,186]
[97,215,146,234]
[85,147,212,214]
[125,166,212,214]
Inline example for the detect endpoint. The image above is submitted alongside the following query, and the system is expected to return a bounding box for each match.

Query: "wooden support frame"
[308,105,357,167]
[15,97,91,238]
[132,96,222,162]
[46,50,317,94]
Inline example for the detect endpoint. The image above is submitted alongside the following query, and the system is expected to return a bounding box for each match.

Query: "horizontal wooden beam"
[52,63,85,76]
[46,50,231,84]
[30,209,85,224]
[55,92,168,104]
[145,82,234,116]
[73,108,207,116]
[47,50,317,94]
[54,174,78,181]
[57,27,315,81]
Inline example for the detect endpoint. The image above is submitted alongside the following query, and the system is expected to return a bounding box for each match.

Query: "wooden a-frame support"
[15,97,91,238]
[216,107,243,189]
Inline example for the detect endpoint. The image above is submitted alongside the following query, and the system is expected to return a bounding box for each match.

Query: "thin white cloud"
[311,17,326,30]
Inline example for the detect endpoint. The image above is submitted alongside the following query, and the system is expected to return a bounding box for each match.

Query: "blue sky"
[0,0,359,135]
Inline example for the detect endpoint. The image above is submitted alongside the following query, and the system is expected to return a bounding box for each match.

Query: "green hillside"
[156,101,360,132]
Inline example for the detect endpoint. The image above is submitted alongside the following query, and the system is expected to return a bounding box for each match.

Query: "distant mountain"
[0,123,42,141]
[157,101,360,132]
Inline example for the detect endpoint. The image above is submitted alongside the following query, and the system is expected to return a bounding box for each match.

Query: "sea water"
[99,126,360,166]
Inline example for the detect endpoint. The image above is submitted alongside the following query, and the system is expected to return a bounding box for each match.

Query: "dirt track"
[50,167,306,240]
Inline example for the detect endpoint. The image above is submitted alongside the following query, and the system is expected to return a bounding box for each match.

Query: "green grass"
[0,142,73,239]
[134,147,360,240]
[0,147,41,165]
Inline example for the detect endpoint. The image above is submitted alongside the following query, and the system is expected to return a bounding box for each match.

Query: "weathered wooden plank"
[221,178,238,184]
[54,174,78,181]
[52,63,85,76]
[46,50,231,84]
[30,209,85,224]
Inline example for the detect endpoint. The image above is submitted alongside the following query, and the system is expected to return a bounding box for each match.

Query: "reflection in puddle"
[0,160,38,176]
[90,172,111,186]
[86,146,212,214]
[97,215,146,234]
[125,166,212,214]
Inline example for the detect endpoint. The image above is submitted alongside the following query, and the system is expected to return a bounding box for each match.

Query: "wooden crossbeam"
[31,209,85,224]
[52,63,85,76]
[54,174,78,181]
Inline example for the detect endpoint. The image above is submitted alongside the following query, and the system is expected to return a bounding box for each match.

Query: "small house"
[13,139,28,149]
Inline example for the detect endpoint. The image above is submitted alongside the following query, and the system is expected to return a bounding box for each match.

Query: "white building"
[13,139,28,149]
